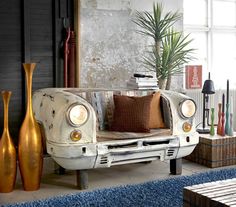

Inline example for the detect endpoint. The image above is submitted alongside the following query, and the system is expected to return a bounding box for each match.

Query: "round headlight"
[180,99,196,118]
[67,104,88,126]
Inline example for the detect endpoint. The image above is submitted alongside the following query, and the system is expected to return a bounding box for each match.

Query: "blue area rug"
[4,167,236,207]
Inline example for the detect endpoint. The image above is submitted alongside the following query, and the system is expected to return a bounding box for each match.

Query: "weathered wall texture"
[80,0,183,90]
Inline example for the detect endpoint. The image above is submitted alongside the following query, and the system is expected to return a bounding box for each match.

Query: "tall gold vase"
[0,91,17,193]
[18,63,43,191]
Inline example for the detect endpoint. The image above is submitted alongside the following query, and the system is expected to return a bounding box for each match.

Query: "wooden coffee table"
[183,178,236,207]
[185,133,236,168]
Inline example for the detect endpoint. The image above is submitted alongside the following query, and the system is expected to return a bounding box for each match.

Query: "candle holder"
[229,113,234,136]
[210,108,215,136]
[225,80,230,135]
[228,95,234,136]
[225,103,230,135]
[220,93,226,136]
[221,111,225,136]
[217,103,222,135]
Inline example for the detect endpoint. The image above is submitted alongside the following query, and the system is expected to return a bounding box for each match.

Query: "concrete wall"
[80,0,183,90]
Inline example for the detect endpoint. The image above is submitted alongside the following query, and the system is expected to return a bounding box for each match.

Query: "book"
[127,84,159,90]
[127,81,158,87]
[129,77,157,83]
[127,75,158,90]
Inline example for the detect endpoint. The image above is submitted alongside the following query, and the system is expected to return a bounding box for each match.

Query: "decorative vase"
[229,113,234,136]
[225,103,230,135]
[0,91,17,193]
[158,78,167,90]
[210,108,215,136]
[217,103,222,135]
[18,63,43,191]
[221,111,225,136]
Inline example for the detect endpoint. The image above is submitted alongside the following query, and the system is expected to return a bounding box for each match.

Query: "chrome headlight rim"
[66,103,89,127]
[179,99,197,119]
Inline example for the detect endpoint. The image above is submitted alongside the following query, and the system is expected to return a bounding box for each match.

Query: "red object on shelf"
[68,31,76,87]
[221,112,225,136]
[64,27,71,88]
[185,65,202,89]
[64,28,76,88]
[217,103,222,135]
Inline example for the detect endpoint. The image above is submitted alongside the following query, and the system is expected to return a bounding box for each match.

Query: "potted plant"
[133,3,195,89]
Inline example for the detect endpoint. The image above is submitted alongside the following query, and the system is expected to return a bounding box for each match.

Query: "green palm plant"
[133,3,195,89]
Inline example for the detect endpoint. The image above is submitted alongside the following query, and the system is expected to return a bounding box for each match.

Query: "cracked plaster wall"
[80,0,183,90]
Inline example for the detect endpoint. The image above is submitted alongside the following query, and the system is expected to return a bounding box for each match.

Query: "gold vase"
[0,91,17,193]
[18,63,43,191]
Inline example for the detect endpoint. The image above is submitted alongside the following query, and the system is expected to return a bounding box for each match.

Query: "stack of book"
[127,74,158,90]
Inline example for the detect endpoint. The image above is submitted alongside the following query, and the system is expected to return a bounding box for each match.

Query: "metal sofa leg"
[76,170,88,190]
[54,161,66,175]
[170,158,182,175]
[59,166,66,174]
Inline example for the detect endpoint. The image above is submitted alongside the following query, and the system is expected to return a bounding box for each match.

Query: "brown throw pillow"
[111,94,153,132]
[149,92,165,128]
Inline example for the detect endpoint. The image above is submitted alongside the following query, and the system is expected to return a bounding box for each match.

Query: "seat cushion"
[97,128,171,141]
[110,94,153,132]
[149,92,165,128]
